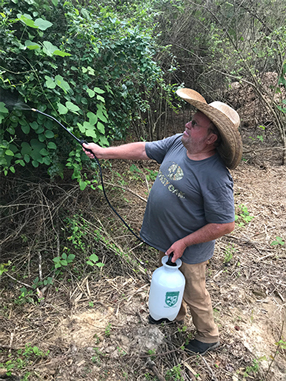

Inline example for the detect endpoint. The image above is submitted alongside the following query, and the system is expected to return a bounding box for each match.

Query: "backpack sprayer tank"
[149,255,185,322]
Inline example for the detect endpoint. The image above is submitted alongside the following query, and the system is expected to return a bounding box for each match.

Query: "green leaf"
[97,109,107,123]
[43,157,51,165]
[277,105,286,113]
[52,0,58,5]
[94,87,105,94]
[79,180,88,190]
[45,76,56,89]
[65,101,80,113]
[25,40,40,50]
[55,75,71,93]
[84,122,98,138]
[30,121,39,130]
[17,14,38,29]
[21,124,30,134]
[36,126,44,134]
[5,150,14,156]
[99,136,109,146]
[24,154,30,163]
[0,102,9,114]
[43,41,57,56]
[81,8,90,19]
[47,142,57,149]
[89,254,99,263]
[97,95,105,102]
[87,112,98,125]
[53,50,71,57]
[40,148,49,156]
[45,130,54,139]
[34,18,53,31]
[57,103,68,115]
[86,88,95,98]
[77,123,86,134]
[97,122,105,134]
[38,134,45,142]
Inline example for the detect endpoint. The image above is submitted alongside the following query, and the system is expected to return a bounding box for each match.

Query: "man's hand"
[165,239,187,263]
[165,222,235,263]
[82,142,104,159]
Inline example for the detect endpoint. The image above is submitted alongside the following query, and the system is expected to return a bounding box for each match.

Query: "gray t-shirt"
[140,134,235,264]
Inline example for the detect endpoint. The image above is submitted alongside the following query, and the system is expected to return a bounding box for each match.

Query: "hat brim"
[176,89,242,169]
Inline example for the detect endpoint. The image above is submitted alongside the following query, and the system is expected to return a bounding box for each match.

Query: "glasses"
[189,118,212,129]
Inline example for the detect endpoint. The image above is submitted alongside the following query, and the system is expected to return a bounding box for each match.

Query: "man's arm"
[165,222,235,262]
[82,142,149,161]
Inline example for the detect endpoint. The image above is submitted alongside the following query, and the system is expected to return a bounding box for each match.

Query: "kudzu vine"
[0,0,166,181]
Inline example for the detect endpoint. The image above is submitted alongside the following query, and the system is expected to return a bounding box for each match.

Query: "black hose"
[32,108,146,246]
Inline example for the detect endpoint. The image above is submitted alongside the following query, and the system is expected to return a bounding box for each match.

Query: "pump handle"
[166,252,176,266]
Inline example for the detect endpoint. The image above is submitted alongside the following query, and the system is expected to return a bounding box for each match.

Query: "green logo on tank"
[165,291,179,307]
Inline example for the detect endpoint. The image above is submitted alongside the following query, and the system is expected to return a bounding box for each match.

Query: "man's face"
[181,111,214,153]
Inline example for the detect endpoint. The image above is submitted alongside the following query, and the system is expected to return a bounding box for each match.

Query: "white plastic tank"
[148,255,185,322]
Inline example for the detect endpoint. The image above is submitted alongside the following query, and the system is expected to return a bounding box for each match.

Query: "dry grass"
[0,148,286,380]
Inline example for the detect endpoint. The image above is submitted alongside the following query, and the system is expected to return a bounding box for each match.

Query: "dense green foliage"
[0,0,166,179]
[1,0,286,178]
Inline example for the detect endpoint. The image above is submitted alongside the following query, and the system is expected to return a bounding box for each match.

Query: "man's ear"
[207,133,218,145]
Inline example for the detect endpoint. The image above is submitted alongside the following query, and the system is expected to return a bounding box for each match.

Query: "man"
[83,88,242,355]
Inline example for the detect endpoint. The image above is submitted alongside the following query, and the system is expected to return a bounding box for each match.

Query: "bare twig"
[5,273,33,289]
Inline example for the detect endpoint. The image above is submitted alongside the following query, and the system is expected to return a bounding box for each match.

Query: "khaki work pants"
[159,251,219,343]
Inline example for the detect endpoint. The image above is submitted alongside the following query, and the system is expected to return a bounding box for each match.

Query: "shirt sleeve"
[203,183,235,224]
[145,134,182,163]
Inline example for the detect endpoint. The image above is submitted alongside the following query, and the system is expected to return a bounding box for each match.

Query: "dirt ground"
[1,83,286,380]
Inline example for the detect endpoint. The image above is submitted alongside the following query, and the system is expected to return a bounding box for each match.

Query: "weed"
[33,276,53,289]
[243,359,260,377]
[117,346,127,356]
[0,343,49,378]
[105,323,112,337]
[271,236,285,246]
[235,204,254,227]
[147,348,156,360]
[0,261,11,276]
[224,244,236,263]
[249,125,265,143]
[65,214,87,251]
[177,325,187,333]
[86,253,104,268]
[14,287,34,305]
[129,164,158,183]
[145,168,158,182]
[276,339,286,349]
[166,364,184,380]
[91,347,103,366]
[53,251,75,269]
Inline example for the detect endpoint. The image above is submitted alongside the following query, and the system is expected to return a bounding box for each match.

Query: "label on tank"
[164,291,179,307]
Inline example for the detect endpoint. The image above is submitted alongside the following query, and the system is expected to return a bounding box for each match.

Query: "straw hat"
[176,88,242,169]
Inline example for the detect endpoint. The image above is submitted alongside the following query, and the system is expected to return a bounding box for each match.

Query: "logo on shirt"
[157,162,185,199]
[165,291,180,307]
[167,163,184,181]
